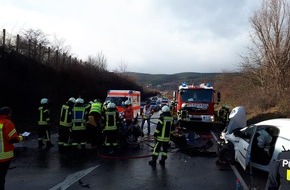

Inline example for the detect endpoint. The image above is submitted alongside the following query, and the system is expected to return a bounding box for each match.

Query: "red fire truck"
[173,82,221,129]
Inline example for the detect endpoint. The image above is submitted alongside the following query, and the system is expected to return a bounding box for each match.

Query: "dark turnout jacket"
[265,151,290,190]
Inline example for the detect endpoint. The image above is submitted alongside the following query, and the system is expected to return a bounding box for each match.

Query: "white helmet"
[94,99,101,103]
[161,105,170,112]
[181,103,187,108]
[68,97,76,103]
[75,98,84,104]
[40,98,48,104]
[107,102,116,109]
[125,100,131,106]
[104,100,110,105]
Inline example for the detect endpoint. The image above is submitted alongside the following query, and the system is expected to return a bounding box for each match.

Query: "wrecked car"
[217,106,290,172]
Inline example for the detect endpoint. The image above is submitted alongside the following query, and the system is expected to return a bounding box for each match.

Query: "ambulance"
[105,90,141,118]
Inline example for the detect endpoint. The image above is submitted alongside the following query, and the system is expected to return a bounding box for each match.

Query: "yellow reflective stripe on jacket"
[0,124,3,155]
[38,107,49,125]
[0,150,14,160]
[59,105,72,127]
[8,128,16,137]
[104,111,117,131]
[156,116,173,142]
[72,106,86,130]
[0,124,14,160]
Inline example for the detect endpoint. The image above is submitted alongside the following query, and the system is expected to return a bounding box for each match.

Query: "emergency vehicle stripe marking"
[108,92,140,96]
[49,165,100,190]
[230,165,249,190]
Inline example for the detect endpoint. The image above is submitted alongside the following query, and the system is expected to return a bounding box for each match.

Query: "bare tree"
[51,35,71,55]
[241,0,290,109]
[117,60,128,73]
[86,51,108,71]
[20,29,50,59]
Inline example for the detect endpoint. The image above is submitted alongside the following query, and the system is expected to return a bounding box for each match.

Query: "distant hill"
[126,72,221,90]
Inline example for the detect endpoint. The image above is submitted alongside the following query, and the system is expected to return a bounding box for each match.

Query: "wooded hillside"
[0,50,155,133]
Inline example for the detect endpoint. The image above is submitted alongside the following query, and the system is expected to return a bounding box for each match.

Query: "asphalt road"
[5,113,268,190]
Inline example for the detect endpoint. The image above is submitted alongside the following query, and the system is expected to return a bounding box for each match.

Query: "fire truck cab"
[173,83,221,128]
[105,90,141,118]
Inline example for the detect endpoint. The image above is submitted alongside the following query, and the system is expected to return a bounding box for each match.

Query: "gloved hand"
[21,136,27,141]
[21,132,30,140]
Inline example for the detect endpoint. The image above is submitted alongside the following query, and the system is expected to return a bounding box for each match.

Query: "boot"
[38,141,45,148]
[159,159,165,167]
[148,160,156,167]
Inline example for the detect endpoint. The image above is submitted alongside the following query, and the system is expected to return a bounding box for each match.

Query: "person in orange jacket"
[123,100,134,126]
[0,107,26,190]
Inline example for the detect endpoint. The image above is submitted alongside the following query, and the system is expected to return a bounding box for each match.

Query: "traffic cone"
[235,178,243,190]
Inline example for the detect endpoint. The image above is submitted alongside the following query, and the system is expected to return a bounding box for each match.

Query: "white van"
[218,107,290,172]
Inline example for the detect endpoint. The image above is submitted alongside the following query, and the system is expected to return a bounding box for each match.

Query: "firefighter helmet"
[161,105,170,112]
[40,98,48,104]
[68,97,76,103]
[75,98,84,104]
[181,103,187,108]
[125,100,131,106]
[0,107,12,115]
[107,103,116,109]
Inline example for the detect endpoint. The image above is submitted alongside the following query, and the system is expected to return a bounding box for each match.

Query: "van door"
[236,125,257,170]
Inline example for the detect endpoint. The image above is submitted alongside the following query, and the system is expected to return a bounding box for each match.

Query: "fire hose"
[96,136,155,160]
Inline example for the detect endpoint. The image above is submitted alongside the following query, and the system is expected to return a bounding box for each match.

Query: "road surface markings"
[48,165,100,190]
[230,164,249,190]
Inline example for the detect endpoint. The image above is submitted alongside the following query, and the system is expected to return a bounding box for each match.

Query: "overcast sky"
[0,0,261,74]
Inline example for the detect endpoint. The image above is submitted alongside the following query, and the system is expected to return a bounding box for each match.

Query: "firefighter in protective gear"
[102,103,120,152]
[265,150,290,190]
[149,105,174,167]
[0,107,26,190]
[38,98,54,148]
[102,100,110,114]
[141,101,154,136]
[123,100,134,126]
[87,99,103,148]
[58,97,75,149]
[170,100,175,114]
[218,105,230,127]
[71,98,88,149]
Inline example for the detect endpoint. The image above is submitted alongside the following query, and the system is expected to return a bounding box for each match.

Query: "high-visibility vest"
[104,111,117,131]
[155,116,173,142]
[90,102,102,114]
[59,104,72,127]
[38,106,50,126]
[72,106,86,130]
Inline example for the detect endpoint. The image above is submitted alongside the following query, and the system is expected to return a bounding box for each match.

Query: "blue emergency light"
[206,83,212,87]
[181,82,187,87]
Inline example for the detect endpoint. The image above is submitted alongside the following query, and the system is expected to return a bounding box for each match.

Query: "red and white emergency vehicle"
[105,90,141,118]
[173,83,221,128]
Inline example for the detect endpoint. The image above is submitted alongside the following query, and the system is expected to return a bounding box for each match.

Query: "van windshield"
[106,97,128,106]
